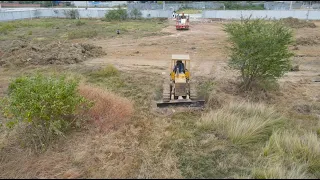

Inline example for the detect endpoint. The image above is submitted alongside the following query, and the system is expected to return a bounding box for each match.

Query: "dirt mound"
[296,36,320,46]
[280,17,316,28]
[0,40,106,67]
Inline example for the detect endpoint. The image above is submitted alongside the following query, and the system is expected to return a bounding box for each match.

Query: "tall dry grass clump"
[78,84,134,132]
[251,161,309,179]
[197,101,284,146]
[262,130,320,177]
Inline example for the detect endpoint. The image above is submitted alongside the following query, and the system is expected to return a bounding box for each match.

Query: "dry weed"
[252,161,309,179]
[198,101,284,145]
[78,84,134,133]
[263,130,320,170]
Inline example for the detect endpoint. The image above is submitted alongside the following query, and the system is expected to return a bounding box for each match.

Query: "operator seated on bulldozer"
[173,60,185,74]
[181,13,185,19]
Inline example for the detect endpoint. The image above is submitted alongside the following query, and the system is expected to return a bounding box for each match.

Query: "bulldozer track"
[162,81,171,102]
[189,82,198,100]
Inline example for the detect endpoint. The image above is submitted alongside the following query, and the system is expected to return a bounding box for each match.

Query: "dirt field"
[0,18,319,178]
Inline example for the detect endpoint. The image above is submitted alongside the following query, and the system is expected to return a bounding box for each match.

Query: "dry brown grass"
[78,84,134,133]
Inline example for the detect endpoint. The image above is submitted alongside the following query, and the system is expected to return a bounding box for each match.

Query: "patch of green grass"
[160,100,293,178]
[67,30,98,39]
[0,18,169,42]
[0,24,16,34]
[0,20,54,30]
[163,111,253,178]
[88,65,119,78]
[85,67,162,112]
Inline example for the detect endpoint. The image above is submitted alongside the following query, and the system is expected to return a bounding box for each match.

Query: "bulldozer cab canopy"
[177,14,189,19]
[178,14,189,17]
[172,54,190,60]
[171,54,190,72]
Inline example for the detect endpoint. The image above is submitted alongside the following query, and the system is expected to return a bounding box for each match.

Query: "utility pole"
[163,1,165,10]
[290,1,292,10]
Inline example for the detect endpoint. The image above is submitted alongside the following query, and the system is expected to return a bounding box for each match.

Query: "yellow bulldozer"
[157,54,205,108]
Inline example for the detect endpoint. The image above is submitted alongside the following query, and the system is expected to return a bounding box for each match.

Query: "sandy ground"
[83,19,232,79]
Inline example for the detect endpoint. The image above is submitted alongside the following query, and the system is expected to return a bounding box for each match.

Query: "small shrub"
[67,30,98,39]
[28,30,32,35]
[130,8,142,19]
[75,20,85,26]
[197,80,215,101]
[63,9,79,19]
[105,5,128,21]
[224,17,294,91]
[89,65,119,79]
[290,64,300,71]
[197,101,284,146]
[0,73,90,152]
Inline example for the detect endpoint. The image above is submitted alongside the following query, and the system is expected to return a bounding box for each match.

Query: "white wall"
[72,1,127,7]
[141,10,172,18]
[202,10,320,20]
[3,9,320,22]
[0,8,171,22]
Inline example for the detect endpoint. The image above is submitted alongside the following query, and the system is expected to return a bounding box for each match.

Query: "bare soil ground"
[0,18,319,178]
[84,19,320,108]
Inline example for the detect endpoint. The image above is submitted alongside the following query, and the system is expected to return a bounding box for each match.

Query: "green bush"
[63,9,79,19]
[224,17,294,91]
[0,73,90,152]
[130,8,142,19]
[75,20,86,26]
[105,5,128,21]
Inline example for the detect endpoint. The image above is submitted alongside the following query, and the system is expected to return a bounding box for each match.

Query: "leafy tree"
[41,1,53,7]
[63,9,80,19]
[105,5,128,21]
[224,17,294,91]
[130,8,142,19]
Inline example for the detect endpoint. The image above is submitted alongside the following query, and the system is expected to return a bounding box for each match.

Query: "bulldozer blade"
[156,100,205,108]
